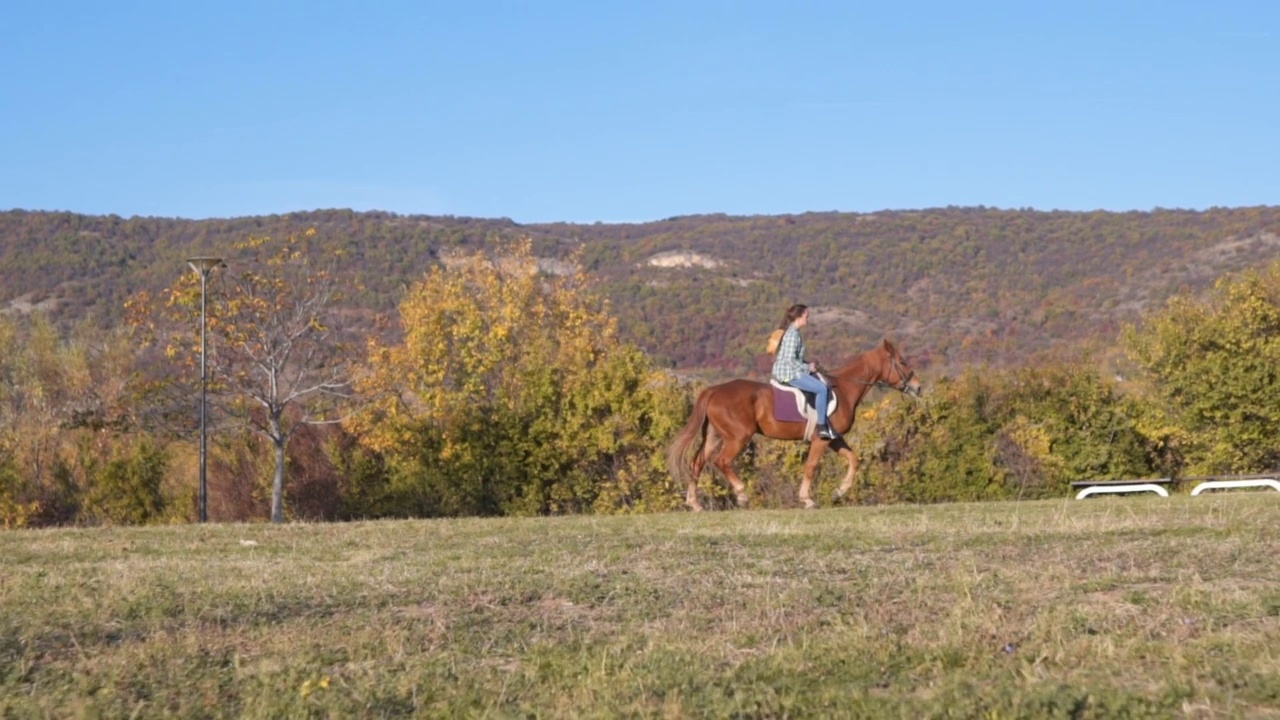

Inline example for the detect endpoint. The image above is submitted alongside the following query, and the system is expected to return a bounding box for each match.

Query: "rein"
[820,354,914,393]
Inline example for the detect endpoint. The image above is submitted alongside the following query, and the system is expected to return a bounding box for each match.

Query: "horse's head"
[879,339,922,397]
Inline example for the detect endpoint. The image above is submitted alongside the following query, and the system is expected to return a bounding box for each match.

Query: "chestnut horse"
[667,339,922,510]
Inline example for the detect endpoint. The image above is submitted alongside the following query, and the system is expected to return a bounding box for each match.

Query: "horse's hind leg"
[711,433,752,508]
[686,428,720,512]
[686,454,703,512]
[686,453,703,512]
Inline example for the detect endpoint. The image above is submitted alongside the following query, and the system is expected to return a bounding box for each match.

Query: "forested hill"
[4,206,1280,377]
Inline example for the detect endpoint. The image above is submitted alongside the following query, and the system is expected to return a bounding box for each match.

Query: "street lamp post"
[187,257,225,523]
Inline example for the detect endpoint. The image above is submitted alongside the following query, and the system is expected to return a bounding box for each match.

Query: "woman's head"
[780,304,809,329]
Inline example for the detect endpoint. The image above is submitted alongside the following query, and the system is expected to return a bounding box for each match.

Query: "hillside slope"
[4,206,1279,376]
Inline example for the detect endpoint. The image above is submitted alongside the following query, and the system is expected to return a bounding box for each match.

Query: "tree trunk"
[271,417,286,524]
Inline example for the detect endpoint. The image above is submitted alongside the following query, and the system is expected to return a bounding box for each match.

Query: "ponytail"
[779,304,807,330]
[767,304,807,355]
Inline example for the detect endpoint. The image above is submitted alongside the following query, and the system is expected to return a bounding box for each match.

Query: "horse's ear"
[882,338,895,354]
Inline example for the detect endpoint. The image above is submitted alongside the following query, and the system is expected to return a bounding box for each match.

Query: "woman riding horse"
[770,304,837,441]
[668,334,921,510]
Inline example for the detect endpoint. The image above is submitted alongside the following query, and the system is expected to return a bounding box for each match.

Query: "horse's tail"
[667,387,712,486]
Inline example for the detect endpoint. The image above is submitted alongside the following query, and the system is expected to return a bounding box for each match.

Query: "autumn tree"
[138,230,356,523]
[0,313,165,527]
[350,241,688,517]
[1124,260,1280,474]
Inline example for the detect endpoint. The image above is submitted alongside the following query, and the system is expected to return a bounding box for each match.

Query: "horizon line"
[4,203,1277,225]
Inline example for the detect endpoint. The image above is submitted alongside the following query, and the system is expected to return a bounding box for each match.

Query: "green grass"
[2,495,1279,718]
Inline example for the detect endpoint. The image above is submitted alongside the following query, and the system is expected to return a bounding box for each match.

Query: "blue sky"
[2,1,1276,223]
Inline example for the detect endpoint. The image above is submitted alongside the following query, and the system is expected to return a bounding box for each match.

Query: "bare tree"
[140,230,356,522]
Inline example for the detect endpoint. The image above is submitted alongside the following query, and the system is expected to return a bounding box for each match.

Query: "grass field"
[2,494,1278,718]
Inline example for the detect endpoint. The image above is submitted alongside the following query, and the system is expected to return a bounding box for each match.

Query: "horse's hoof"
[802,498,818,510]
[735,494,749,508]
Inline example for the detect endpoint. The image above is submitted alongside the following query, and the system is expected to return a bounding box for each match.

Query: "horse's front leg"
[797,439,831,509]
[834,443,859,500]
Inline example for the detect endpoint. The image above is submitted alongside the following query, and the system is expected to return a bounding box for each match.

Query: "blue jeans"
[787,374,831,425]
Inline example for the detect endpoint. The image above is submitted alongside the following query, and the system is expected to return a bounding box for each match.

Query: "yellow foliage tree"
[1124,260,1280,474]
[351,240,688,516]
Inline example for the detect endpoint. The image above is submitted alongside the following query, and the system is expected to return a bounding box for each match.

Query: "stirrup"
[817,425,838,441]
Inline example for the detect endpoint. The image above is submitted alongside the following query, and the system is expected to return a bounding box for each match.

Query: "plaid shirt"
[771,325,810,382]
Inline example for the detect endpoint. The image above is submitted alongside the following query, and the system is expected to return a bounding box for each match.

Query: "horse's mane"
[825,344,887,382]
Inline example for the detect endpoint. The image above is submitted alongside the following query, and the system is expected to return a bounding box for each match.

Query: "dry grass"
[2,495,1278,718]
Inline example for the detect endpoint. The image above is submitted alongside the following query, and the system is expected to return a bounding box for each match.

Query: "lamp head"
[187,257,226,275]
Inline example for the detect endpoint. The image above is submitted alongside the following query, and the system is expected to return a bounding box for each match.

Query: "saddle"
[770,376,838,440]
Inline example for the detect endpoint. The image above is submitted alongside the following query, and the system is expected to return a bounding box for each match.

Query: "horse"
[667,339,922,510]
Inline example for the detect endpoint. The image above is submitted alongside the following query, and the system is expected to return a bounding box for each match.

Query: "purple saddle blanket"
[771,382,816,423]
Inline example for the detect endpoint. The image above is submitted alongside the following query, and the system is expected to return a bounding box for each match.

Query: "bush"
[849,364,1157,504]
[82,439,169,525]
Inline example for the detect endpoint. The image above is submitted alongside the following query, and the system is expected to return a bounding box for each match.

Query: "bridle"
[887,354,915,393]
